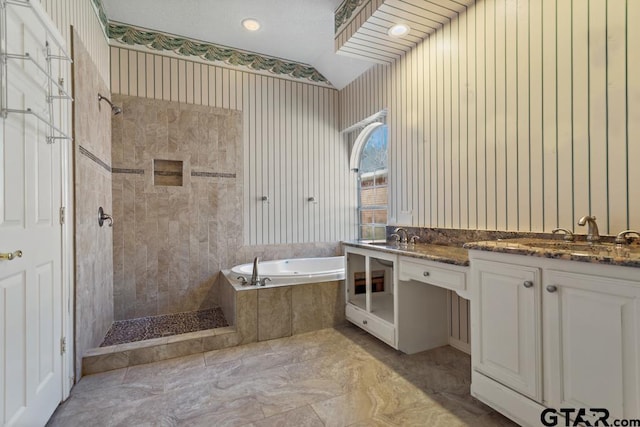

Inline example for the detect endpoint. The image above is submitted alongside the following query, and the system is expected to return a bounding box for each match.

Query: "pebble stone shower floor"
[100,307,228,347]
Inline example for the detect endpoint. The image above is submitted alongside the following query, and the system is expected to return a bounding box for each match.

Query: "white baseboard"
[448,336,470,355]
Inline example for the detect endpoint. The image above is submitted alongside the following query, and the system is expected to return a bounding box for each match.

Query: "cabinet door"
[544,270,640,419]
[471,260,542,400]
[345,251,367,311]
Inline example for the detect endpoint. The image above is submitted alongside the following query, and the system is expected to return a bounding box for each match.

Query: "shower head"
[97,93,122,115]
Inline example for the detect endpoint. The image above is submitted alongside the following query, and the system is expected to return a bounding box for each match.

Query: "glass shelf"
[1,0,73,144]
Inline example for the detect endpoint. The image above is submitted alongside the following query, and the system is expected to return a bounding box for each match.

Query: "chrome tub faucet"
[236,257,270,286]
[251,256,259,286]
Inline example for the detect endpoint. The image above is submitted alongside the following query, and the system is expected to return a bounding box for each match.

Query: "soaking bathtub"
[230,256,345,288]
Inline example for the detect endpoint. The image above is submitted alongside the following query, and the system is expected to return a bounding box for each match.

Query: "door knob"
[0,250,23,261]
[546,285,558,293]
[523,281,534,288]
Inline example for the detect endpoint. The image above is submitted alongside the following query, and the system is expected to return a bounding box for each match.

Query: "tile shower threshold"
[82,326,239,376]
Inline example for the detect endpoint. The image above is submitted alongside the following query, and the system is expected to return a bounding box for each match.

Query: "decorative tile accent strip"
[335,0,368,32]
[79,145,111,173]
[112,168,144,175]
[191,171,236,179]
[108,23,330,85]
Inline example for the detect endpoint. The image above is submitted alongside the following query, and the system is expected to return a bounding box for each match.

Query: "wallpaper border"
[334,0,367,32]
[107,22,330,85]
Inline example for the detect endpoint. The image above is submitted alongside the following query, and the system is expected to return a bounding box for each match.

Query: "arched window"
[350,122,388,241]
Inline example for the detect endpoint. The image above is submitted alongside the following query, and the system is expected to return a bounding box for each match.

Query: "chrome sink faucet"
[551,228,574,241]
[578,215,600,243]
[615,230,640,245]
[393,227,409,245]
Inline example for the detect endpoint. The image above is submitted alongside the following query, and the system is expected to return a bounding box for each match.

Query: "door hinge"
[59,207,65,225]
[60,337,66,355]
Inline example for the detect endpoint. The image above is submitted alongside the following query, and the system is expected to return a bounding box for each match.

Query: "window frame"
[350,122,388,243]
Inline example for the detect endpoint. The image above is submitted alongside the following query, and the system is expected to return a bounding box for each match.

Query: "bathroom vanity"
[345,235,640,426]
[466,240,640,426]
[343,242,469,354]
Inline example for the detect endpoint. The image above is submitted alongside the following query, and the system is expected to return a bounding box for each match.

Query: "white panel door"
[471,259,542,400]
[1,4,63,426]
[544,270,640,420]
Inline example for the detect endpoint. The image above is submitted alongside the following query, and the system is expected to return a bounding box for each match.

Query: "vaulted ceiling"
[102,0,474,89]
[102,0,376,89]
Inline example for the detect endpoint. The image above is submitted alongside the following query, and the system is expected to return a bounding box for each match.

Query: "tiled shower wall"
[72,31,113,380]
[109,46,357,246]
[111,95,243,320]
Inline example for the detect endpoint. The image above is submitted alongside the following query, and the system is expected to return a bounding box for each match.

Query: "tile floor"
[100,308,229,346]
[48,325,517,427]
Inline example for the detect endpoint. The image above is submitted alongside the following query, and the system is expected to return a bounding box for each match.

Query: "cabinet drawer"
[399,258,466,291]
[346,304,395,346]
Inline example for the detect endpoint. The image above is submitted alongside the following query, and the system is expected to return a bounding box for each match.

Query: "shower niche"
[153,159,183,186]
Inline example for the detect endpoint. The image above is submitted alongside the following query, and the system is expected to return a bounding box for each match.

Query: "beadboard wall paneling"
[110,46,357,245]
[449,292,470,353]
[335,0,475,65]
[340,0,640,234]
[41,0,110,83]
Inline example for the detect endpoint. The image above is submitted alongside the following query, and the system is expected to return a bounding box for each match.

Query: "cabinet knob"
[423,271,430,277]
[523,281,533,288]
[546,285,558,293]
[363,319,368,325]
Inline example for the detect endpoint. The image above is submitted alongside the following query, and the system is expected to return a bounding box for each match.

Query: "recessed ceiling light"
[242,18,261,32]
[388,24,410,38]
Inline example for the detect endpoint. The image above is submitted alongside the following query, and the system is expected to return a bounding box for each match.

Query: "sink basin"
[363,241,398,247]
[522,241,617,253]
[359,241,420,252]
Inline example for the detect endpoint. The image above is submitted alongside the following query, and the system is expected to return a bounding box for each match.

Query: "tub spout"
[250,257,259,286]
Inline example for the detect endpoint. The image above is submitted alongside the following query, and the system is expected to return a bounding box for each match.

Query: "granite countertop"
[464,238,640,268]
[343,241,470,267]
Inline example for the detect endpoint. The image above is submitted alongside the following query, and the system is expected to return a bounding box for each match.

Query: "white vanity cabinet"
[399,258,467,294]
[397,257,467,353]
[344,246,398,347]
[471,259,542,401]
[543,270,640,418]
[470,250,640,426]
[344,245,467,354]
